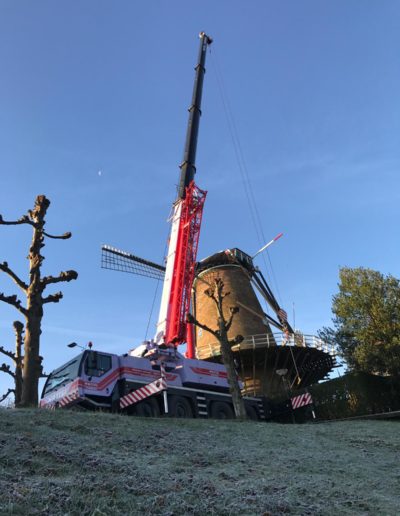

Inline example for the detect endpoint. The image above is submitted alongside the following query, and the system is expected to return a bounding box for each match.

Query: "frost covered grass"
[0,409,399,515]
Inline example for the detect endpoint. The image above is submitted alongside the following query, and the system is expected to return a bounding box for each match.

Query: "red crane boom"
[165,182,206,346]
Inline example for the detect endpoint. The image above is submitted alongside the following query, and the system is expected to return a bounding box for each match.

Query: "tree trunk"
[13,321,23,406]
[20,317,41,407]
[20,199,47,407]
[14,361,23,406]
[218,318,247,419]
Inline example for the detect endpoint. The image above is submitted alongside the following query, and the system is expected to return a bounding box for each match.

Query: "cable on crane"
[209,49,283,307]
[144,274,161,342]
[144,241,168,341]
[289,343,301,388]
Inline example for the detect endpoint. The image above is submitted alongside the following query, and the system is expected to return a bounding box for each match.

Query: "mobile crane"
[40,33,272,420]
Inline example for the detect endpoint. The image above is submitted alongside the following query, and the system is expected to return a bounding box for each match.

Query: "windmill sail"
[101,245,165,281]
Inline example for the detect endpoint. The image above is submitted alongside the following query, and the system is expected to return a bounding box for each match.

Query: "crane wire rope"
[144,277,161,341]
[144,240,168,341]
[209,49,283,307]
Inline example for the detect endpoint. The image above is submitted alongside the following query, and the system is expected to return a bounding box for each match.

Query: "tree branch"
[0,346,16,361]
[0,293,27,315]
[186,313,219,338]
[0,262,28,291]
[211,278,230,319]
[215,278,230,299]
[41,270,78,288]
[0,388,15,404]
[204,288,219,308]
[0,214,35,227]
[225,306,240,333]
[42,291,63,304]
[43,231,72,240]
[13,320,24,334]
[0,363,15,378]
[229,334,244,346]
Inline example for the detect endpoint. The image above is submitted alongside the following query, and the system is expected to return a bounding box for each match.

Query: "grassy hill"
[0,409,399,515]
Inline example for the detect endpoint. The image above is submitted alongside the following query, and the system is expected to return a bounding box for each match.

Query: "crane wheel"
[245,404,259,420]
[210,401,234,419]
[168,395,193,418]
[135,397,160,417]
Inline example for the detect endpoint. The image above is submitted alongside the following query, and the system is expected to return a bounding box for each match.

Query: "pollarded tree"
[0,321,24,405]
[0,195,78,406]
[187,277,247,419]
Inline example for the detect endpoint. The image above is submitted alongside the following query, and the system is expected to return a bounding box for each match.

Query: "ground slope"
[0,409,399,515]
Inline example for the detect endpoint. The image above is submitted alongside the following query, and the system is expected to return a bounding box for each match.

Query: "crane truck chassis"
[40,345,270,420]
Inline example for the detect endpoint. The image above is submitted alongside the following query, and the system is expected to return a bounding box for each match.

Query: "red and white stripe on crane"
[119,364,168,410]
[291,392,312,410]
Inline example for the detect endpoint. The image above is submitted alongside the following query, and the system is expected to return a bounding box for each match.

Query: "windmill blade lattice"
[101,245,165,281]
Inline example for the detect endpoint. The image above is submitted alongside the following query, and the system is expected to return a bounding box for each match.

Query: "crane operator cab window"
[42,354,84,397]
[85,351,112,378]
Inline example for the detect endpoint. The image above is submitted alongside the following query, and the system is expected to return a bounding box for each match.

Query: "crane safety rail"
[203,333,336,358]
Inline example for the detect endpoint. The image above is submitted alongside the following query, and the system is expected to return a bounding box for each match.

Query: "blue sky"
[1,1,399,397]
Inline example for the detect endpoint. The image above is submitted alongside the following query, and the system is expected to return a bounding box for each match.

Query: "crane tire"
[245,404,259,420]
[135,397,160,417]
[210,401,234,419]
[168,395,193,418]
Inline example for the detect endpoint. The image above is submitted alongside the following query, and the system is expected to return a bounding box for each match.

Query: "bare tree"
[187,277,247,419]
[0,195,78,407]
[0,321,24,405]
[0,388,14,405]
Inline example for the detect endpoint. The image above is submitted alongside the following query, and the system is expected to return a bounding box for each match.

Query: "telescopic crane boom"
[178,32,213,199]
[155,32,212,356]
